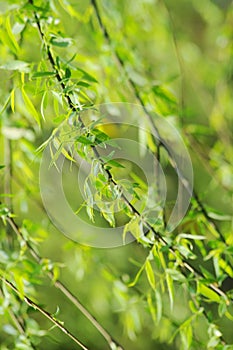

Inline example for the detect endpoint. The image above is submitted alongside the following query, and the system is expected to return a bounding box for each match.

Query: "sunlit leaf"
[50,36,72,47]
[145,260,156,290]
[197,283,221,303]
[0,60,29,72]
[21,88,41,126]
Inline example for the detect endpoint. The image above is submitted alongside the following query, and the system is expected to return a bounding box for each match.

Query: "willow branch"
[0,287,38,349]
[0,277,89,350]
[90,0,226,243]
[27,0,230,303]
[5,214,123,350]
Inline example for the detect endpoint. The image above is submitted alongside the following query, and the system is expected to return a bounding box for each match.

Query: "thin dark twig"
[0,277,89,350]
[5,215,123,350]
[15,6,229,350]
[28,0,229,302]
[0,287,38,350]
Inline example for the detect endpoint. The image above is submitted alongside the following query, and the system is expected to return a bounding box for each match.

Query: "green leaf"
[101,208,115,227]
[75,67,98,83]
[92,128,110,143]
[145,260,156,290]
[128,261,145,287]
[52,265,60,283]
[76,135,93,145]
[50,36,72,47]
[5,16,20,54]
[197,283,221,303]
[14,274,24,300]
[21,88,41,126]
[155,289,162,324]
[98,173,107,182]
[166,272,174,310]
[0,60,29,72]
[166,268,186,283]
[10,88,15,112]
[65,68,71,79]
[152,85,176,105]
[0,94,11,116]
[218,298,227,317]
[180,323,193,350]
[40,91,47,121]
[147,292,156,323]
[219,258,233,278]
[32,71,55,78]
[199,266,216,281]
[76,81,91,87]
[123,217,142,243]
[177,233,205,241]
[106,160,125,168]
[84,181,95,222]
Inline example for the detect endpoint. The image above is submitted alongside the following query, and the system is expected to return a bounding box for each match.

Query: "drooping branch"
[27,0,230,305]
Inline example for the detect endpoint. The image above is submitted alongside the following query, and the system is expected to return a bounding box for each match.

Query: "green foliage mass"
[0,0,233,349]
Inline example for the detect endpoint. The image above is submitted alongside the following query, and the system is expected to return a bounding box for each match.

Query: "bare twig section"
[0,277,89,350]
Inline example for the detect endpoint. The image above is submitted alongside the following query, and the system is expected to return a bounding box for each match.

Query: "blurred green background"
[0,0,233,349]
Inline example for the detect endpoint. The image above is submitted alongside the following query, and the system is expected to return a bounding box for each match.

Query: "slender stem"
[0,277,89,350]
[0,287,38,349]
[15,5,229,350]
[6,215,124,350]
[28,0,229,303]
[28,3,125,348]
